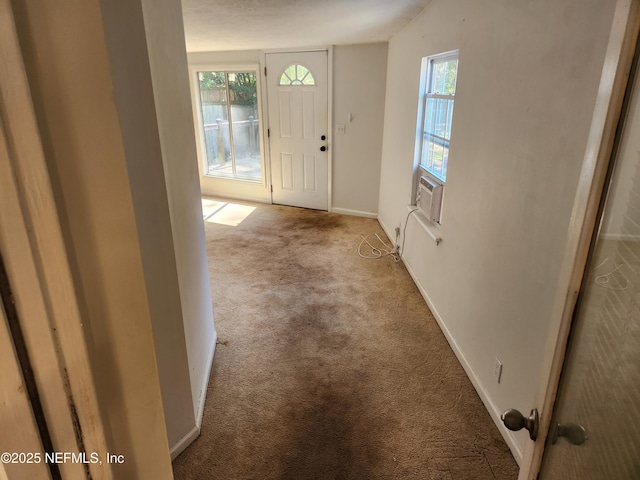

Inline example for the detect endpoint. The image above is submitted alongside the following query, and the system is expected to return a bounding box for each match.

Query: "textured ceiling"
[181,0,432,52]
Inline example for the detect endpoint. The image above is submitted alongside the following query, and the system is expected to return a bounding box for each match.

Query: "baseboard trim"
[170,425,200,460]
[377,215,392,239]
[379,213,523,463]
[331,207,377,218]
[195,330,217,428]
[170,329,217,461]
[201,190,271,205]
[400,255,523,465]
[600,232,640,241]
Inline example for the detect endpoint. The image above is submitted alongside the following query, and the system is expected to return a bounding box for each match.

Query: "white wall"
[378,0,617,460]
[332,43,387,217]
[99,0,200,452]
[140,0,217,454]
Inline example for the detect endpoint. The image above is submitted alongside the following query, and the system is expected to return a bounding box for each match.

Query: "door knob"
[550,422,586,445]
[501,408,539,441]
[320,146,327,152]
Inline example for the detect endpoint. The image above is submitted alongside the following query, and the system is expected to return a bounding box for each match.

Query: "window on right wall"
[417,51,459,183]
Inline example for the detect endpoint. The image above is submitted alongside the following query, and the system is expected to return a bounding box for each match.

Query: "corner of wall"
[140,0,217,452]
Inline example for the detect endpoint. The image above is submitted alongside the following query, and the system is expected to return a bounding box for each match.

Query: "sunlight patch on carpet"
[202,199,255,226]
[201,198,227,218]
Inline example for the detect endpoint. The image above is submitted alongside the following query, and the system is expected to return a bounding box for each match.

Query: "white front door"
[266,51,329,210]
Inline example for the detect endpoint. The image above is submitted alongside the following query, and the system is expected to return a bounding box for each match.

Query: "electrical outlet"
[337,124,346,135]
[493,357,503,384]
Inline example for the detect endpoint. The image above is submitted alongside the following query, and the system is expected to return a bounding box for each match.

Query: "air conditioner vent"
[417,176,443,223]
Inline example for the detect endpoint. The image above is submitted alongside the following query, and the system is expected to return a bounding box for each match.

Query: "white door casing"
[0,1,114,478]
[0,274,52,480]
[266,51,329,210]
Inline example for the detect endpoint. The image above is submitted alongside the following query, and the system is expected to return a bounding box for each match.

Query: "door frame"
[0,1,113,477]
[518,1,640,478]
[0,145,52,480]
[260,46,334,211]
[188,62,271,203]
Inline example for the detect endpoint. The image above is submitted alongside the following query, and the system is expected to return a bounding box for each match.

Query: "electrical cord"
[401,208,419,256]
[358,208,420,263]
[593,257,630,291]
[358,234,400,262]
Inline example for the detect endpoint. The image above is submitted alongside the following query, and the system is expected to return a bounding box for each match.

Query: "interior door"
[266,51,329,210]
[537,45,640,479]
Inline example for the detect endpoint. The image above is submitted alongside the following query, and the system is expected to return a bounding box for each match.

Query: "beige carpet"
[172,199,519,480]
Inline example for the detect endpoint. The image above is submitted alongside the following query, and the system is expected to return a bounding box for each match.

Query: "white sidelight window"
[196,71,262,182]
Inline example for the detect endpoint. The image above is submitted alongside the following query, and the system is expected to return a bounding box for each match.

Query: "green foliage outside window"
[199,71,257,105]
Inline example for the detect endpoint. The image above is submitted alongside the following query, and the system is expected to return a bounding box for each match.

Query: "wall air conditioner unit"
[417,176,444,223]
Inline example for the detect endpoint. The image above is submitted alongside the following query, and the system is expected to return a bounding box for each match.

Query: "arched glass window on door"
[279,64,316,86]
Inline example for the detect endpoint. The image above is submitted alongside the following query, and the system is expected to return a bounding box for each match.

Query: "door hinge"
[270,185,273,193]
[264,67,267,76]
[267,128,270,138]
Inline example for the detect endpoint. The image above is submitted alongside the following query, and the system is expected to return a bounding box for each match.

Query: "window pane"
[441,143,449,180]
[422,136,448,182]
[421,133,449,182]
[199,71,229,173]
[430,58,458,95]
[446,99,454,138]
[431,97,454,139]
[280,71,292,85]
[279,64,316,86]
[302,72,315,85]
[423,99,453,143]
[436,98,446,137]
[424,97,436,135]
[431,61,446,94]
[422,137,432,171]
[228,72,262,180]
